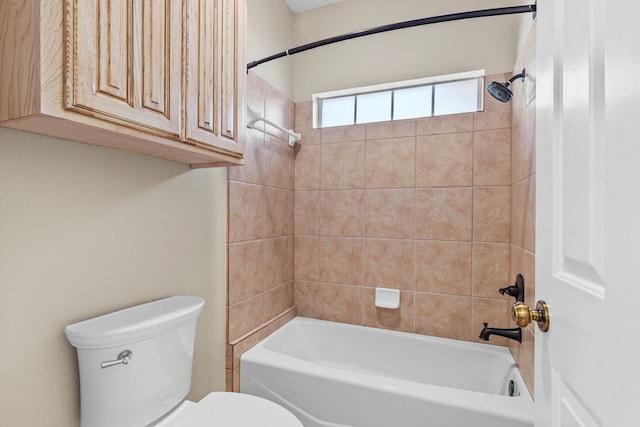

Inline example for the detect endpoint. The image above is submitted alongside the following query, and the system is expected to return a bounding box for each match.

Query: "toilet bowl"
[156,392,302,426]
[64,296,302,427]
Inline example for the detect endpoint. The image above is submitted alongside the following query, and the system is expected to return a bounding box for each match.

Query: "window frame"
[313,70,485,129]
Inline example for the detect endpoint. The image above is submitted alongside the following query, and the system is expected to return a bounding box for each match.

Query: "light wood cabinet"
[0,0,246,167]
[184,0,245,153]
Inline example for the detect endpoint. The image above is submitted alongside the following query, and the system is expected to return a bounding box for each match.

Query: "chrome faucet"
[479,323,522,343]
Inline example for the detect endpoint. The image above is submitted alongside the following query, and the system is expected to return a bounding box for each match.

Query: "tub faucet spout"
[479,323,522,343]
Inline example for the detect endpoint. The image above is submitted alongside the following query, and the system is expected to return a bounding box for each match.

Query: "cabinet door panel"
[141,0,169,114]
[196,0,216,133]
[96,0,130,102]
[65,0,181,136]
[219,0,236,141]
[184,0,245,155]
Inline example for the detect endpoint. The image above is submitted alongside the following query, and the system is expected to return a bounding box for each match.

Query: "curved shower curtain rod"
[247,3,537,71]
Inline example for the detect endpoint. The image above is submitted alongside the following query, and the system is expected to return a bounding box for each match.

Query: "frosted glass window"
[356,91,392,124]
[321,96,355,127]
[315,72,484,128]
[433,79,480,116]
[393,86,433,120]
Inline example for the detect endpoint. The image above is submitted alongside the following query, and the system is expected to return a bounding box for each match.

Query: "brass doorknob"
[511,300,550,332]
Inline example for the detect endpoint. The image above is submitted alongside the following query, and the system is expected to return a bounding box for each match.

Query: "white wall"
[247,0,295,99]
[247,0,534,102]
[291,0,533,101]
[0,128,227,426]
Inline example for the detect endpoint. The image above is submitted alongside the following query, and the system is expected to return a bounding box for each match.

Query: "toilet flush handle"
[101,350,133,369]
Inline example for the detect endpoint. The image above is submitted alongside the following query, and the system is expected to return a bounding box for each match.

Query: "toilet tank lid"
[64,296,205,349]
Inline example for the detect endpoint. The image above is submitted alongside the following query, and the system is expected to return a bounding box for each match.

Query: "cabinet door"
[64,0,181,137]
[184,0,246,156]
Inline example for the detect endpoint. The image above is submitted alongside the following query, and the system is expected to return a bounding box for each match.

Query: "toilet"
[64,296,303,427]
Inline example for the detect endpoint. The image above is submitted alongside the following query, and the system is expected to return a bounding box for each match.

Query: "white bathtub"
[240,317,533,427]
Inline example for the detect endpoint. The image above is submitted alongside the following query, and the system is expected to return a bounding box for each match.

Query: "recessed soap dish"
[375,287,400,309]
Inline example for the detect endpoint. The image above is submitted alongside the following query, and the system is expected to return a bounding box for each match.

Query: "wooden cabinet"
[66,0,183,137]
[184,0,245,154]
[0,0,246,167]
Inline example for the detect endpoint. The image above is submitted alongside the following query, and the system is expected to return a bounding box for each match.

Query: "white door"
[536,0,640,425]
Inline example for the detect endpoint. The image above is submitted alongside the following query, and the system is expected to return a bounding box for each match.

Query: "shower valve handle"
[101,350,133,369]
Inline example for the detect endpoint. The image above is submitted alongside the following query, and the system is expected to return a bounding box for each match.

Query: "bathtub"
[240,317,533,427]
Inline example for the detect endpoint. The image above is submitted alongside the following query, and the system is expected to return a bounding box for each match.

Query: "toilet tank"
[64,296,205,427]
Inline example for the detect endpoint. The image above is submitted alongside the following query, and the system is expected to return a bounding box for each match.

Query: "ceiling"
[283,0,344,14]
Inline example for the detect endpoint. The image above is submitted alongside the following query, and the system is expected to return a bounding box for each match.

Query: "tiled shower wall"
[226,73,297,391]
[228,61,537,393]
[292,72,516,347]
[508,27,537,394]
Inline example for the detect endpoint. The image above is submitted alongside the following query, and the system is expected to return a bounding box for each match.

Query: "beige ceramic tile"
[317,283,363,325]
[294,280,319,318]
[228,294,265,342]
[471,297,511,346]
[364,239,414,290]
[294,236,319,282]
[509,325,535,396]
[263,135,293,189]
[474,105,511,131]
[473,186,510,242]
[523,176,535,252]
[294,101,321,145]
[228,308,296,364]
[228,128,264,185]
[416,113,474,135]
[264,237,293,290]
[236,71,531,355]
[414,293,471,340]
[365,119,416,140]
[321,124,366,144]
[416,132,473,187]
[294,144,320,190]
[475,73,511,130]
[263,282,294,321]
[318,237,364,285]
[228,182,264,243]
[319,190,364,237]
[285,94,296,135]
[511,97,536,183]
[510,244,536,310]
[363,288,414,333]
[225,368,234,392]
[225,344,234,370]
[264,187,293,238]
[264,83,294,142]
[232,367,241,392]
[365,137,416,188]
[415,241,472,296]
[228,240,264,306]
[294,190,319,236]
[320,141,365,189]
[246,72,265,123]
[364,188,415,239]
[511,176,535,251]
[474,129,511,185]
[511,180,525,248]
[415,188,473,241]
[471,242,510,298]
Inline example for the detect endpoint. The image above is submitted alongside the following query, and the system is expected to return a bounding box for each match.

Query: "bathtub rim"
[240,316,533,425]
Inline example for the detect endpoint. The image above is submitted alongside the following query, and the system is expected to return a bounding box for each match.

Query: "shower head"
[487,69,526,103]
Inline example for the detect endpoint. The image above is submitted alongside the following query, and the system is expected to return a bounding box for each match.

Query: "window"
[320,96,355,128]
[393,85,432,120]
[314,70,484,128]
[356,91,391,124]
